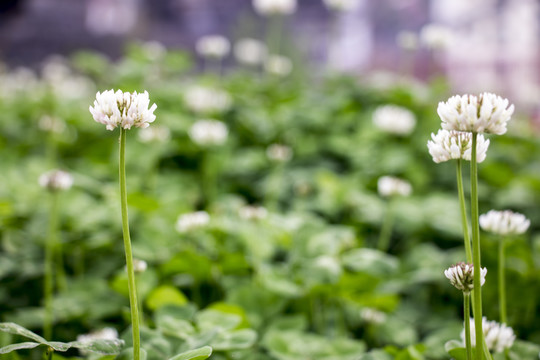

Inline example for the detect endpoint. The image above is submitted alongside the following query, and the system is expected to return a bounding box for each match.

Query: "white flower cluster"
[265,55,293,77]
[377,176,412,197]
[176,211,210,233]
[479,210,530,236]
[266,144,293,162]
[89,90,157,131]
[234,38,267,66]
[323,0,360,12]
[253,0,297,16]
[137,125,171,143]
[360,308,386,324]
[427,129,490,163]
[196,35,231,59]
[39,170,74,192]
[437,93,515,135]
[239,205,268,220]
[372,105,416,136]
[184,86,232,114]
[444,262,486,293]
[462,317,516,353]
[189,119,228,146]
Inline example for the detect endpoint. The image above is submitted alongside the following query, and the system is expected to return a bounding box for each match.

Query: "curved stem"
[119,128,141,360]
[378,198,395,252]
[499,237,507,324]
[44,192,59,340]
[456,159,472,263]
[464,293,472,360]
[470,133,484,360]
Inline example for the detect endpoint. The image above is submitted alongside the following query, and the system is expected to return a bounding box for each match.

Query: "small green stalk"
[43,192,59,340]
[499,237,507,324]
[378,198,395,252]
[119,128,141,360]
[456,159,472,263]
[464,293,472,360]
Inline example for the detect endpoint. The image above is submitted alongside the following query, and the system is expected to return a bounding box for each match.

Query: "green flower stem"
[44,191,59,340]
[499,237,507,324]
[267,14,283,55]
[55,238,67,292]
[457,159,472,263]
[119,128,141,360]
[464,293,472,360]
[470,132,484,360]
[378,198,395,252]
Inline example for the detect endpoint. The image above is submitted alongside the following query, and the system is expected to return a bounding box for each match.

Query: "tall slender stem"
[43,192,59,340]
[464,293,472,360]
[498,237,507,324]
[378,198,395,252]
[457,159,472,263]
[470,132,484,360]
[119,128,141,360]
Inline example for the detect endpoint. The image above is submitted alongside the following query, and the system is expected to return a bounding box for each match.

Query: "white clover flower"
[479,210,530,236]
[377,176,412,197]
[462,317,516,353]
[239,205,268,220]
[89,89,157,131]
[360,308,386,324]
[396,31,419,50]
[234,38,267,66]
[137,125,171,143]
[322,0,360,12]
[372,105,416,136]
[437,93,515,135]
[195,35,231,59]
[420,24,455,50]
[444,262,486,293]
[39,170,74,192]
[253,0,297,16]
[133,259,148,273]
[265,55,293,77]
[183,86,232,114]
[176,211,210,233]
[427,129,490,163]
[189,119,228,146]
[141,41,166,61]
[77,327,119,355]
[39,115,66,134]
[266,144,293,162]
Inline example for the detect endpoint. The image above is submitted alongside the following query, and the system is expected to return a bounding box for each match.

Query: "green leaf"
[0,322,47,343]
[341,249,399,276]
[0,341,40,354]
[168,346,212,360]
[146,285,188,311]
[116,347,148,360]
[67,339,125,354]
[211,329,257,350]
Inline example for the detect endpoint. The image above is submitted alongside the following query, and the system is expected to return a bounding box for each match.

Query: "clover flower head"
[479,210,530,236]
[265,55,293,76]
[253,0,297,16]
[234,38,267,66]
[372,105,416,136]
[141,41,167,61]
[184,86,232,114]
[239,205,268,220]
[323,0,360,12]
[77,327,119,355]
[420,24,455,50]
[137,125,171,143]
[360,308,386,324]
[437,93,514,135]
[176,211,210,233]
[444,262,486,293]
[377,176,412,197]
[427,129,490,163]
[266,144,293,162]
[462,317,515,353]
[189,119,228,146]
[39,170,74,192]
[196,35,231,59]
[89,89,157,131]
[396,31,419,50]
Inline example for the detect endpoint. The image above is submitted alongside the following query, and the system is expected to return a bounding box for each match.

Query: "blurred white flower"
[39,115,66,134]
[0,67,41,99]
[77,327,119,355]
[265,55,293,76]
[479,210,530,236]
[437,93,514,135]
[189,119,228,146]
[39,170,74,192]
[234,38,267,66]
[360,308,386,324]
[132,259,148,273]
[196,35,231,59]
[313,255,342,279]
[141,41,167,61]
[89,89,157,131]
[427,129,490,163]
[372,105,416,135]
[176,211,210,233]
[444,262,486,293]
[137,125,171,143]
[266,144,293,162]
[462,317,515,353]
[377,176,412,197]
[323,0,360,12]
[239,205,268,220]
[184,86,232,114]
[396,31,419,50]
[253,0,297,16]
[420,24,455,50]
